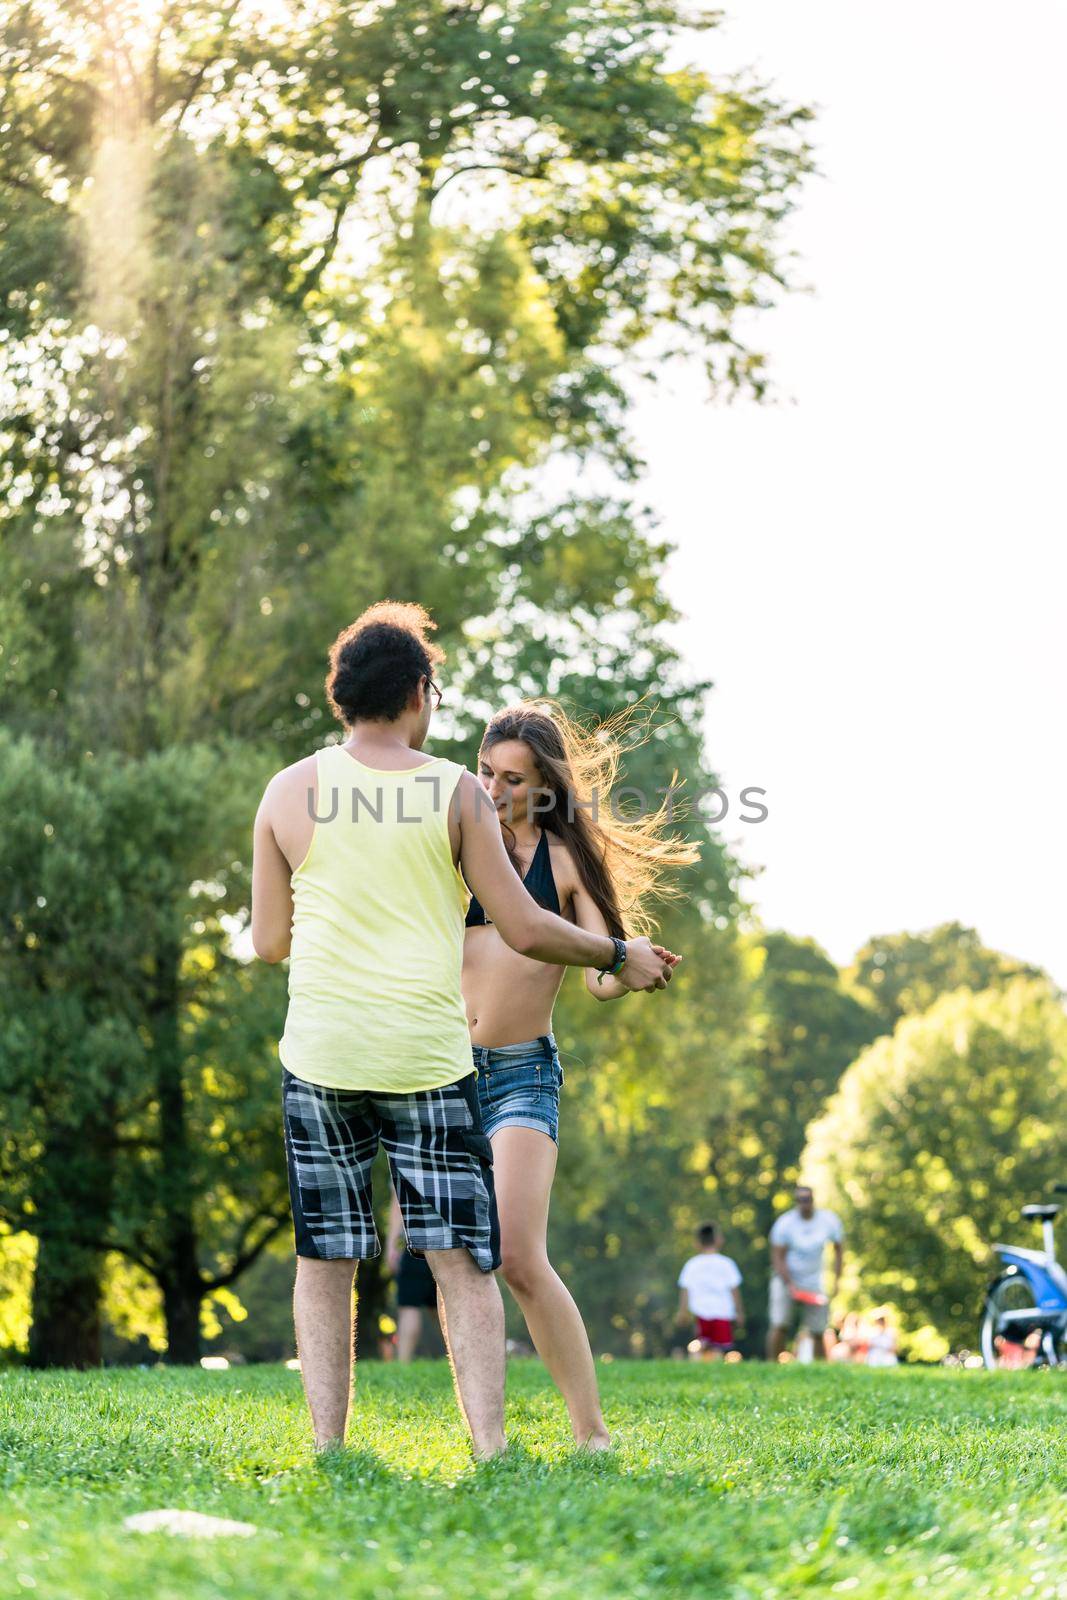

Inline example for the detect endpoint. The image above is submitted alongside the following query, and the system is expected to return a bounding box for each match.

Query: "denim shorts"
[472,1033,565,1144]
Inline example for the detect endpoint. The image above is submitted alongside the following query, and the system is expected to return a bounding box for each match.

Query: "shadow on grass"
[308,1444,398,1491]
[455,1434,721,1501]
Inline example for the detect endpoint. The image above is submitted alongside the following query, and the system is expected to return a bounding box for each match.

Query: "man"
[766,1184,844,1362]
[385,1188,440,1363]
[676,1223,745,1359]
[251,601,674,1458]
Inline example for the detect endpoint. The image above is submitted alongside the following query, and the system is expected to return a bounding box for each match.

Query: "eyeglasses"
[426,677,443,708]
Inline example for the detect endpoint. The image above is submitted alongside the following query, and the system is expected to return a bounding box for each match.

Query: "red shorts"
[696,1317,734,1348]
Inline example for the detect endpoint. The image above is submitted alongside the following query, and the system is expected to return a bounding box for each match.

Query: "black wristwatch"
[596,935,627,986]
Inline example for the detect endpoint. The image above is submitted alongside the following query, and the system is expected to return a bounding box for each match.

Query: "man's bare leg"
[435,1285,464,1425]
[293,1256,357,1449]
[426,1247,506,1458]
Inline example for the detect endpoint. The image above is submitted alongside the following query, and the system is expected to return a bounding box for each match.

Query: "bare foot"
[472,1433,508,1461]
[575,1429,613,1452]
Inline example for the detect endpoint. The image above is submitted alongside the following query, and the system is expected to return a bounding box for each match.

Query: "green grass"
[1,1361,1065,1599]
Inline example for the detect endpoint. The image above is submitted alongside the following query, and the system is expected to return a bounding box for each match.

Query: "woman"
[461,701,695,1449]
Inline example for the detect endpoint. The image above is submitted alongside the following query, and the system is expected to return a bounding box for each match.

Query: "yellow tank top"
[278,744,473,1093]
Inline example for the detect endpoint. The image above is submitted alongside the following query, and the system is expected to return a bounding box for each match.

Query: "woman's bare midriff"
[462,924,567,1047]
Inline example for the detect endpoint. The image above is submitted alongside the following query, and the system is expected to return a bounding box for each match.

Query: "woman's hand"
[591,942,682,1000]
[617,935,675,991]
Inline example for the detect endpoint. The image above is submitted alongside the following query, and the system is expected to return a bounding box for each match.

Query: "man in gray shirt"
[766,1184,844,1361]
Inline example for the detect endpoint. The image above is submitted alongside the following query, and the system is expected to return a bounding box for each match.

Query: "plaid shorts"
[281,1067,501,1272]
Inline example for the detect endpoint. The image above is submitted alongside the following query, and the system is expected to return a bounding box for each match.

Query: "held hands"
[618,936,682,992]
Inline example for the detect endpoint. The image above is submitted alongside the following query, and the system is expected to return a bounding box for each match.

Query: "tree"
[0,732,291,1363]
[802,978,1067,1352]
[540,928,880,1356]
[846,922,1045,1033]
[2,0,814,760]
[0,1226,36,1359]
[547,911,753,1356]
[1,0,812,1360]
[657,931,880,1351]
[0,737,148,1366]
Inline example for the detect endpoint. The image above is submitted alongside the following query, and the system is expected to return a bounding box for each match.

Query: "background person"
[865,1313,899,1367]
[386,1189,440,1363]
[676,1223,745,1359]
[829,1311,869,1363]
[766,1184,844,1362]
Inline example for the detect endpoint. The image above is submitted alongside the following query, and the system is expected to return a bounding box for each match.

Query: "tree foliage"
[0,732,292,1361]
[0,0,813,1360]
[846,922,1045,1034]
[803,979,1067,1352]
[537,928,879,1355]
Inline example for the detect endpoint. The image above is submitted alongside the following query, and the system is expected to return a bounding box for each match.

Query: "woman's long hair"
[480,699,700,940]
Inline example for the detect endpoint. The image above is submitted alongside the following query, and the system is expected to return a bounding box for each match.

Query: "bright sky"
[637,0,1067,986]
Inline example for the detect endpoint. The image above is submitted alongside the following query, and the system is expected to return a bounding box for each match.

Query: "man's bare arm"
[251,784,294,963]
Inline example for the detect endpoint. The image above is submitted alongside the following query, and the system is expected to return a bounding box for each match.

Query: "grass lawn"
[1,1360,1065,1599]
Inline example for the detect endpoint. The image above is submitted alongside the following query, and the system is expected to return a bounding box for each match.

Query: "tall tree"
[803,978,1067,1352]
[846,922,1045,1033]
[2,0,813,756]
[663,931,879,1351]
[1,0,812,1360]
[0,732,293,1362]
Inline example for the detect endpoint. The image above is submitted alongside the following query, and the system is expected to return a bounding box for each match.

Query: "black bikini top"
[465,827,561,927]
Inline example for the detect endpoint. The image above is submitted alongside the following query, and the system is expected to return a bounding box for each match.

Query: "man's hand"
[386,1243,402,1276]
[618,936,675,992]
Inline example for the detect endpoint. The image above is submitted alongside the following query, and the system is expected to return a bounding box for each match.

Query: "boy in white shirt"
[677,1223,745,1358]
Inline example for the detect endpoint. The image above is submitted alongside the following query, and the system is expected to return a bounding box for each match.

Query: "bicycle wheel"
[980,1270,1057,1370]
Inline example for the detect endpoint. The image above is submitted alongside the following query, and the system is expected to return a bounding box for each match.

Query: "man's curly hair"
[325,601,445,726]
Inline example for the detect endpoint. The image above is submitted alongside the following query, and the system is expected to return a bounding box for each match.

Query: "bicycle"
[980,1183,1067,1369]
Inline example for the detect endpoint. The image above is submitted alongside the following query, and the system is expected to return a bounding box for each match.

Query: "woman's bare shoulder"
[548,835,583,901]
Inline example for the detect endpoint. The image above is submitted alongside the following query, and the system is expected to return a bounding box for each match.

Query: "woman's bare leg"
[492,1126,609,1448]
[396,1306,423,1362]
